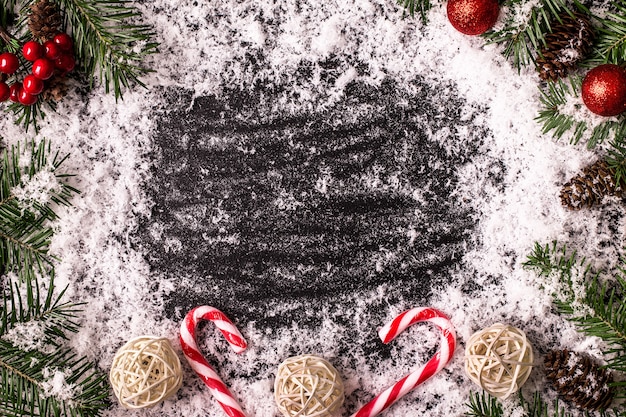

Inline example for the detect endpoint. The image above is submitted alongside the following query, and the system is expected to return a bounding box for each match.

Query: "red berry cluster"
[0,32,75,106]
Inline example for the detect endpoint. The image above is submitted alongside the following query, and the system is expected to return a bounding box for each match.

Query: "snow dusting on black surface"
[2,0,624,415]
[142,77,487,324]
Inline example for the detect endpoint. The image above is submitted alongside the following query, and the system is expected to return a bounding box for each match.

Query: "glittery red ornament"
[581,64,626,117]
[447,0,500,36]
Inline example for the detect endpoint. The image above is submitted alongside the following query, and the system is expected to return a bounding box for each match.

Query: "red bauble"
[0,82,9,101]
[22,41,44,61]
[447,0,500,36]
[581,64,626,117]
[22,74,44,95]
[32,58,55,80]
[0,52,19,74]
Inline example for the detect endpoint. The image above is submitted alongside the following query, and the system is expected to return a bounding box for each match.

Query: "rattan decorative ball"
[274,354,344,417]
[109,335,183,409]
[464,323,534,399]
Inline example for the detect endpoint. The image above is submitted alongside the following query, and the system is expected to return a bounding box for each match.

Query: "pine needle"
[607,138,626,189]
[483,0,573,70]
[0,139,109,416]
[466,391,575,417]
[56,0,158,99]
[466,391,503,417]
[525,242,626,398]
[0,139,78,282]
[588,0,626,65]
[396,0,432,23]
[536,77,626,147]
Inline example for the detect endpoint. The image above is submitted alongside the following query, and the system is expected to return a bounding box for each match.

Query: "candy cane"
[180,306,248,417]
[352,307,456,417]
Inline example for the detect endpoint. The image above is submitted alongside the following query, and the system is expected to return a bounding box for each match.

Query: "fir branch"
[0,138,108,417]
[466,391,503,417]
[483,0,572,70]
[606,137,626,188]
[524,241,580,280]
[569,276,626,371]
[7,100,45,134]
[536,77,626,147]
[56,0,158,99]
[0,139,78,282]
[1,272,81,346]
[589,0,626,65]
[397,0,432,23]
[537,77,585,143]
[523,392,571,417]
[525,242,626,387]
[0,340,109,417]
[466,391,574,417]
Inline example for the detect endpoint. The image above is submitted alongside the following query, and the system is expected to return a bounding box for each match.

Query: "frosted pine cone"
[544,349,614,411]
[537,13,595,81]
[560,159,623,210]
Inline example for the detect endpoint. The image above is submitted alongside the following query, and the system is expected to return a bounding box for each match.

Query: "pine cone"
[537,13,595,81]
[560,159,623,210]
[28,0,63,42]
[544,349,614,411]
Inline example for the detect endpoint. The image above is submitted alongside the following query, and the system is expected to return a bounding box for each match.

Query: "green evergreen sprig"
[1,272,80,346]
[524,242,626,399]
[7,100,47,133]
[0,139,78,282]
[0,139,110,416]
[482,0,575,70]
[588,0,626,65]
[55,0,158,99]
[606,140,626,190]
[0,275,109,417]
[466,391,574,417]
[536,77,626,147]
[466,391,504,417]
[396,0,432,23]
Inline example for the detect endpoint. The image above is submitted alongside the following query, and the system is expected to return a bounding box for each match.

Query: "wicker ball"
[109,336,183,409]
[464,323,534,399]
[274,354,344,417]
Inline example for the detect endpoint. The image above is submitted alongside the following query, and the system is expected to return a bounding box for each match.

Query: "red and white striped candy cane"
[352,307,456,417]
[180,306,248,417]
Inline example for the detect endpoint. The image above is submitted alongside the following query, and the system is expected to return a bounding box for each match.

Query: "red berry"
[54,53,76,73]
[32,58,54,80]
[18,88,38,106]
[53,33,73,52]
[447,0,500,35]
[0,82,9,101]
[9,83,21,102]
[581,64,626,117]
[22,74,44,95]
[22,41,44,61]
[43,40,61,60]
[0,52,19,74]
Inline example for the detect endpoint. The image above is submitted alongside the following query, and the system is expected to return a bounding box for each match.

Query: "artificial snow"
[0,0,622,416]
[12,167,61,211]
[2,319,51,353]
[40,367,82,401]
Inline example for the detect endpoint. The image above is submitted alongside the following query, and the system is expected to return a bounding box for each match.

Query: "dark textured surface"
[138,77,487,333]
